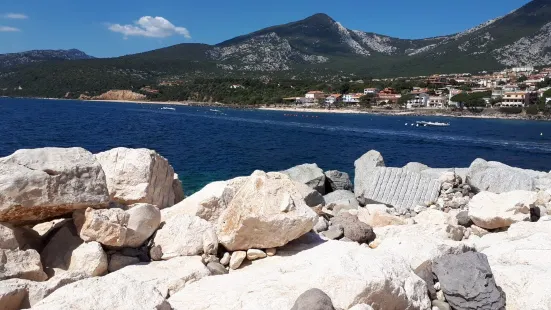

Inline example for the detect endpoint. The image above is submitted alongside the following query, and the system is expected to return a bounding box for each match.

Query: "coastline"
[3,96,550,121]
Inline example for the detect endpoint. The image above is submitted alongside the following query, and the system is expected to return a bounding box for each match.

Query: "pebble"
[220,252,231,266]
[229,251,246,270]
[201,254,220,265]
[247,249,267,261]
[266,248,277,256]
[206,262,228,275]
[437,290,446,301]
[434,282,441,291]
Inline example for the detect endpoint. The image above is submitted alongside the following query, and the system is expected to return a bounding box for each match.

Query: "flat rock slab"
[168,238,430,310]
[356,167,441,213]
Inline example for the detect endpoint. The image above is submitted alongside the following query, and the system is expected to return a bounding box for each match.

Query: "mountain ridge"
[1,0,551,98]
[0,49,94,69]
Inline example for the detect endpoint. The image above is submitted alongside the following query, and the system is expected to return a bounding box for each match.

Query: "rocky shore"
[0,147,550,309]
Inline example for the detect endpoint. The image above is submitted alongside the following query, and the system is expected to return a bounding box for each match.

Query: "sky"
[0,0,533,58]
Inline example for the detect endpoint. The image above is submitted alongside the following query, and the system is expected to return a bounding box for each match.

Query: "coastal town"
[285,66,551,111]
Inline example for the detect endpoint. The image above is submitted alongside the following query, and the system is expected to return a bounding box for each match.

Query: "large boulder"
[468,190,537,230]
[168,238,431,310]
[0,273,89,309]
[373,224,471,269]
[40,222,107,278]
[324,170,353,192]
[161,177,247,223]
[124,203,161,248]
[217,171,318,251]
[291,288,335,310]
[474,220,551,310]
[354,151,440,212]
[153,214,218,260]
[0,147,109,224]
[466,158,547,193]
[111,256,210,297]
[74,207,129,247]
[0,249,47,281]
[282,164,326,194]
[32,272,171,310]
[433,252,505,310]
[354,150,385,198]
[0,222,42,251]
[323,190,359,208]
[95,147,182,209]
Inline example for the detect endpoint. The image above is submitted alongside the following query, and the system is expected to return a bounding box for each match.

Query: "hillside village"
[292,66,551,111]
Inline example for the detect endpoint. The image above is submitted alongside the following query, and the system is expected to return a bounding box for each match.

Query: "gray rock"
[324,170,353,192]
[354,150,385,200]
[432,252,505,310]
[322,225,343,240]
[313,217,329,233]
[296,184,325,207]
[355,167,441,213]
[432,300,451,310]
[323,190,359,208]
[414,260,436,300]
[403,162,429,173]
[331,213,375,244]
[332,204,357,215]
[108,254,139,272]
[466,158,547,193]
[206,262,228,275]
[282,163,326,194]
[291,288,335,310]
[455,211,473,227]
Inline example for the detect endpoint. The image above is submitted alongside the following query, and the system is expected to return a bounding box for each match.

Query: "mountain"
[0,49,94,69]
[1,0,551,98]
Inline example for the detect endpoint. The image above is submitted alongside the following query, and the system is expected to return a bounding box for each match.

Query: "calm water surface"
[2,98,551,193]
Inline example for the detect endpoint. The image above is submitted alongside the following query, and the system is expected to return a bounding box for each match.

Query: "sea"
[2,98,551,194]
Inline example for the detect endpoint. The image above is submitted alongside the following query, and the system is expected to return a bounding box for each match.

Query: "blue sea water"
[1,98,551,194]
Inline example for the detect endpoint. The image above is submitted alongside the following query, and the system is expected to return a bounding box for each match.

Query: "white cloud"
[0,26,20,32]
[108,16,190,39]
[4,13,28,19]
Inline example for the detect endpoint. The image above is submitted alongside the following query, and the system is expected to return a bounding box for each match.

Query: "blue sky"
[0,0,532,58]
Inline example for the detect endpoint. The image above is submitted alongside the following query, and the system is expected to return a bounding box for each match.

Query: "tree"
[497,80,507,86]
[339,82,351,95]
[398,93,413,106]
[517,75,528,83]
[359,93,375,108]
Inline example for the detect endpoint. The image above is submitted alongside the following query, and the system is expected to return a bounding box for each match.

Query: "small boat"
[416,121,450,127]
[210,109,221,112]
[160,107,175,111]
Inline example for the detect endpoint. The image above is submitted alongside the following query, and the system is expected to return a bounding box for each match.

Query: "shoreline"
[3,96,550,121]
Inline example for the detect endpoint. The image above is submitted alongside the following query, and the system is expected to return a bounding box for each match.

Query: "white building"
[363,88,379,95]
[343,93,363,104]
[428,96,448,108]
[500,91,537,107]
[406,93,430,109]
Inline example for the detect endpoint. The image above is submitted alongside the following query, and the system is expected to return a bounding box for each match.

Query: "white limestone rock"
[475,221,551,310]
[153,214,218,260]
[229,251,246,270]
[354,150,385,201]
[415,209,458,226]
[0,249,47,281]
[111,256,210,297]
[466,158,547,193]
[217,171,318,251]
[32,272,171,310]
[40,222,107,278]
[468,190,537,229]
[357,205,406,228]
[373,224,471,269]
[161,177,247,223]
[124,203,161,248]
[0,147,109,224]
[95,147,180,209]
[75,207,129,247]
[282,163,326,194]
[168,238,431,310]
